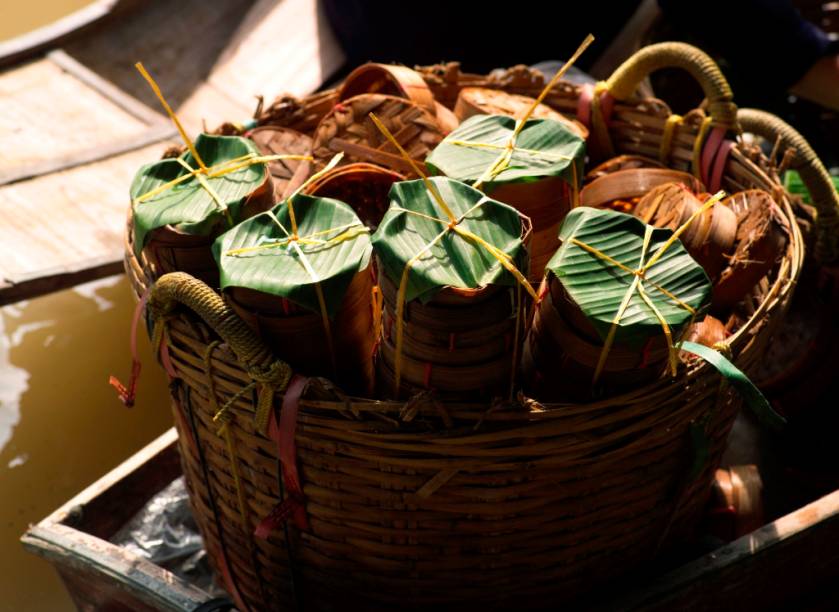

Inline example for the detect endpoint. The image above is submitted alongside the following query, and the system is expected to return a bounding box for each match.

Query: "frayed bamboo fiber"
[714,190,791,310]
[635,182,737,279]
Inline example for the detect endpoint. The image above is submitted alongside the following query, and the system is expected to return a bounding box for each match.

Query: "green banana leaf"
[213,194,372,317]
[425,114,585,186]
[131,133,268,255]
[783,169,839,204]
[548,207,712,348]
[372,177,527,303]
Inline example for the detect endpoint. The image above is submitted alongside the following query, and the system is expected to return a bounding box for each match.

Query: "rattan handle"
[606,42,738,127]
[148,271,279,372]
[738,108,839,264]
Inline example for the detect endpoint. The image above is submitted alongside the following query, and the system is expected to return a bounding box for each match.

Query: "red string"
[256,375,310,538]
[108,287,151,407]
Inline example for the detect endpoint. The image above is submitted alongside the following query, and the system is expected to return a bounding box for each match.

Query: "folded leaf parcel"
[219,154,367,431]
[133,62,311,219]
[448,34,593,194]
[370,113,538,394]
[580,191,726,384]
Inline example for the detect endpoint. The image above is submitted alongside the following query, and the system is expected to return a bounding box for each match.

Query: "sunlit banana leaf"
[425,114,585,186]
[213,194,372,316]
[131,133,269,255]
[373,177,527,303]
[548,207,711,348]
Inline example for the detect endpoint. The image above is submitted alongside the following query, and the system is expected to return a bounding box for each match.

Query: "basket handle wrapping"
[148,271,287,379]
[738,108,839,264]
[606,42,738,128]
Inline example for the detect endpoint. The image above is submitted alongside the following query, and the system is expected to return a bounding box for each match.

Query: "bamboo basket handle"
[738,108,839,264]
[149,271,286,378]
[606,42,738,128]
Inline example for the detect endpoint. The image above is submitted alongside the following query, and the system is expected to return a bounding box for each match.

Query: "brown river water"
[2,5,173,610]
[0,280,172,612]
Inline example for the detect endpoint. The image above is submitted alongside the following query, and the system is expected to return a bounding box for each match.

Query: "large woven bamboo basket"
[122,43,833,611]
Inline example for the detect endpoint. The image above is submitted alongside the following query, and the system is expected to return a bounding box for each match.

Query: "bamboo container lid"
[580,167,704,211]
[454,87,588,139]
[302,162,404,229]
[248,126,312,200]
[310,94,443,177]
[585,154,665,182]
[338,62,459,134]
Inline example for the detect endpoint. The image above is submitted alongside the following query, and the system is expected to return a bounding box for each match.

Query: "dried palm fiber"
[128,64,304,289]
[301,162,404,229]
[122,44,812,611]
[372,175,533,401]
[585,154,665,182]
[213,189,375,396]
[522,206,712,401]
[310,94,443,177]
[581,167,704,212]
[248,127,313,200]
[713,190,791,310]
[339,62,459,134]
[635,182,737,279]
[454,87,588,139]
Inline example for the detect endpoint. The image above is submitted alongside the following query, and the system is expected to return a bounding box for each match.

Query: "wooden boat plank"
[0,0,344,304]
[62,0,257,121]
[207,0,346,107]
[600,488,839,610]
[0,143,175,305]
[46,49,167,126]
[21,428,212,612]
[0,58,154,173]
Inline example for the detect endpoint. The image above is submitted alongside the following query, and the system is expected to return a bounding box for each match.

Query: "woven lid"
[372,176,528,303]
[426,114,585,187]
[213,194,372,316]
[130,133,271,255]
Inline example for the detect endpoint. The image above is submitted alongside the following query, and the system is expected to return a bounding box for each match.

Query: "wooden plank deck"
[0,0,345,305]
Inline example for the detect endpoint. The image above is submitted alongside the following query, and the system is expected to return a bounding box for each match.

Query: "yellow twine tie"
[135,62,207,171]
[691,115,715,180]
[204,341,252,533]
[659,114,683,165]
[465,34,593,191]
